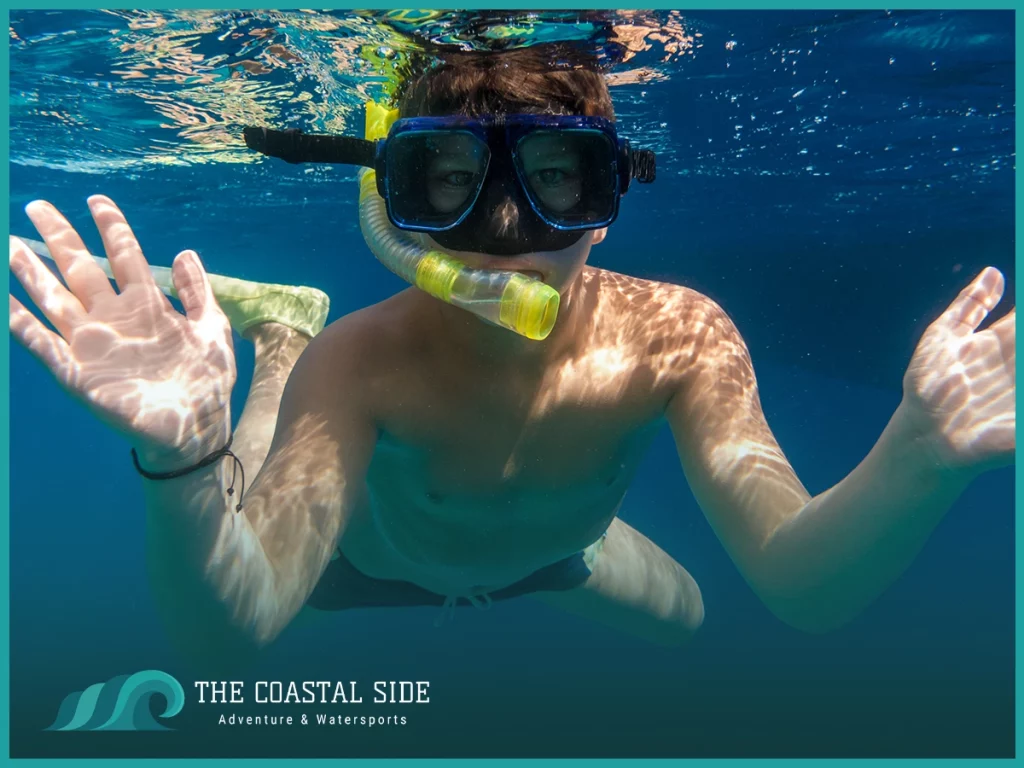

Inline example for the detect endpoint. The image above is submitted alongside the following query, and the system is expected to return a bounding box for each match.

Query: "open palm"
[902,266,1015,475]
[9,196,236,467]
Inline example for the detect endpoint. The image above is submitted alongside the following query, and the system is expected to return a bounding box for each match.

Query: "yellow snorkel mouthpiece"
[357,101,560,341]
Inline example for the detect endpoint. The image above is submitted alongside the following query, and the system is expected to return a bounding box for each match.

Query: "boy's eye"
[425,167,480,214]
[440,170,475,188]
[535,168,570,186]
[525,166,582,213]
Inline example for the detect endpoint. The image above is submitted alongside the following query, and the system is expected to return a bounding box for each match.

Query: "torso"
[335,267,706,596]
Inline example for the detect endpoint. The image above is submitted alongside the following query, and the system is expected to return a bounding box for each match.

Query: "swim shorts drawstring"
[433,591,493,627]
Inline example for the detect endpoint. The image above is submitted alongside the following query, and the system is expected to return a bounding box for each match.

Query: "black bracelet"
[131,436,246,512]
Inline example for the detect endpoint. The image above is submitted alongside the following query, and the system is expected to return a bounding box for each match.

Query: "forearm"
[142,461,288,669]
[756,401,973,632]
[141,421,349,670]
[141,326,314,667]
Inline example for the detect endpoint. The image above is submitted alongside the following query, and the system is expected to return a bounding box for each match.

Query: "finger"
[25,200,116,310]
[992,308,1015,384]
[9,235,85,338]
[986,414,1015,460]
[9,294,74,384]
[939,267,1005,337]
[990,306,1015,336]
[172,250,220,325]
[86,195,166,298]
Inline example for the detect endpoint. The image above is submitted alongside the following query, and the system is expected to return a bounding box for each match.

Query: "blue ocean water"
[8,9,1014,758]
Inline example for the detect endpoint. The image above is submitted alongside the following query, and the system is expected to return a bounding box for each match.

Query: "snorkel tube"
[357,101,560,341]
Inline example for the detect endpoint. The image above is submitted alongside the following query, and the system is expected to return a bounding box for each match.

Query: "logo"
[45,670,185,732]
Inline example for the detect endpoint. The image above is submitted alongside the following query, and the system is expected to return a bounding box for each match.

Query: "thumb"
[171,249,219,323]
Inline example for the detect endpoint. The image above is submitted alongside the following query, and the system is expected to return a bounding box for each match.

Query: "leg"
[200,267,329,477]
[229,322,312,477]
[533,517,705,646]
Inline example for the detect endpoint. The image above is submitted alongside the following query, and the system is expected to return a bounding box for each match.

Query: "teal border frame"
[2,3,1019,766]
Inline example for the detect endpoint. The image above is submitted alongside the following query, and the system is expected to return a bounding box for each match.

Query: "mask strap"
[243,126,377,168]
[631,149,657,183]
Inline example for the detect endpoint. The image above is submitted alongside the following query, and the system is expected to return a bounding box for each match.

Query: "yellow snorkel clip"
[356,100,560,341]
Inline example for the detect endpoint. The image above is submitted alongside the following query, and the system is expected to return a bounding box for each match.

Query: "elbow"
[745,547,869,634]
[148,577,286,676]
[147,554,293,673]
[652,587,706,648]
[684,595,706,638]
[755,579,864,635]
[767,602,855,635]
[678,575,707,643]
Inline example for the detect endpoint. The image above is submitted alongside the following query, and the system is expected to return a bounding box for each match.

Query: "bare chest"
[348,375,663,589]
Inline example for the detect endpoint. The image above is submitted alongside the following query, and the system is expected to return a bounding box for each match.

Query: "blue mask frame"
[242,115,656,238]
[373,113,656,233]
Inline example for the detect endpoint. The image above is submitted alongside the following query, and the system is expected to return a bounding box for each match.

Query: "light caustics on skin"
[9,190,1015,648]
[14,12,1014,646]
[203,411,349,645]
[12,224,1015,648]
[8,231,235,461]
[9,200,355,647]
[901,266,1016,471]
[529,268,809,545]
[473,265,807,536]
[528,269,762,412]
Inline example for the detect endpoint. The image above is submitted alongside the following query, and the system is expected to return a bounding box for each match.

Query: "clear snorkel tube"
[357,101,560,341]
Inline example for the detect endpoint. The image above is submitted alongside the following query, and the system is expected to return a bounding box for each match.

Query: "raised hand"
[9,195,237,470]
[901,266,1015,476]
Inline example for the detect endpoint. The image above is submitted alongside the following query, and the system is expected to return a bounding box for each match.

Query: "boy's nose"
[475,185,529,256]
[487,197,521,241]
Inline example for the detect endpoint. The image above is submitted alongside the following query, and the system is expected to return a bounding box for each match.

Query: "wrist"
[890,400,977,488]
[133,421,232,476]
[133,426,246,513]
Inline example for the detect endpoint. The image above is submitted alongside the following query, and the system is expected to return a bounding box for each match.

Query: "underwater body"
[7,9,1014,758]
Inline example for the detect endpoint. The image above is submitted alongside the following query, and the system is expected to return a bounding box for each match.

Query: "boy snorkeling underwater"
[9,44,1015,670]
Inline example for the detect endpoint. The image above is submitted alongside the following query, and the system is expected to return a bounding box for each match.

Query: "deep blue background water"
[7,9,1015,758]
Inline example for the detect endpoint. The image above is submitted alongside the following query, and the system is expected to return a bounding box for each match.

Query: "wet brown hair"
[395,43,615,121]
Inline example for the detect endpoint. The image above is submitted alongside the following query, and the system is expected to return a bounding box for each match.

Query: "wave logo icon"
[45,670,185,731]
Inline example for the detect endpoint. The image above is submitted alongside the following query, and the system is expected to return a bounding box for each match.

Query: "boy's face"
[413,108,611,296]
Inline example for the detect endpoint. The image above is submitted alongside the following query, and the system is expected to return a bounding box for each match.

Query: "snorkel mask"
[243,103,655,340]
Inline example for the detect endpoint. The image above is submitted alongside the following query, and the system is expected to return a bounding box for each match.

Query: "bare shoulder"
[584,266,750,380]
[281,291,424,418]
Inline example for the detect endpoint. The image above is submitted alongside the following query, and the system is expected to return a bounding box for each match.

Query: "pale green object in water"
[16,236,330,338]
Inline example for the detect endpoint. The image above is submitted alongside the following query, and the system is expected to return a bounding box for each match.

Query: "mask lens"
[516,129,618,228]
[386,130,489,229]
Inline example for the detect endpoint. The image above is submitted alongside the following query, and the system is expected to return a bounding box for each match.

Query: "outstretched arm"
[667,269,1014,632]
[10,197,376,672]
[144,320,377,670]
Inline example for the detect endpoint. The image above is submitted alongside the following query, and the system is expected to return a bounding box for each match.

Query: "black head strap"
[243,126,376,167]
[631,149,656,183]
